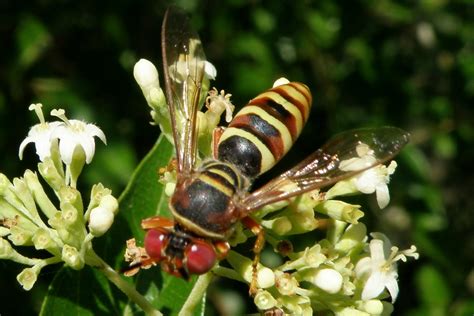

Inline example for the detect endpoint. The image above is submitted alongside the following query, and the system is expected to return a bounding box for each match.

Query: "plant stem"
[85,249,162,316]
[178,272,213,316]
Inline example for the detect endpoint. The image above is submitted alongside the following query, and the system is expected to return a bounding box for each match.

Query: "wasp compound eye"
[144,228,168,260]
[185,240,217,275]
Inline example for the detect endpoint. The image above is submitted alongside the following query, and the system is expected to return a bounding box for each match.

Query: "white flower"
[19,104,61,161]
[355,233,419,302]
[339,143,397,208]
[50,109,106,165]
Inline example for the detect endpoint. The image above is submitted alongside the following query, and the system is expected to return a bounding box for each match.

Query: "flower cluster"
[133,61,419,315]
[221,144,419,315]
[0,104,116,290]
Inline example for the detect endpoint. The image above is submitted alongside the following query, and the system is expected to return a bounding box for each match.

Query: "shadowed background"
[0,0,473,315]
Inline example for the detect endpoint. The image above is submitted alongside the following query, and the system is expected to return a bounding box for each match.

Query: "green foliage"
[0,0,473,315]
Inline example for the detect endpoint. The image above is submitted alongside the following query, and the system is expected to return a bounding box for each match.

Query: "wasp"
[127,6,409,295]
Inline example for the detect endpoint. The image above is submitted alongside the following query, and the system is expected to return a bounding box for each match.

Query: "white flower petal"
[355,169,377,194]
[79,137,96,164]
[18,122,62,161]
[58,134,77,165]
[385,272,400,302]
[375,183,390,208]
[85,123,107,144]
[369,239,386,263]
[361,271,386,300]
[355,257,372,277]
[50,119,106,166]
[204,61,217,80]
[18,136,34,160]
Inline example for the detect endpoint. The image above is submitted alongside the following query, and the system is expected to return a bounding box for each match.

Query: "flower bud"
[325,179,358,200]
[226,251,275,288]
[0,227,9,237]
[38,158,64,192]
[99,194,119,215]
[89,183,112,209]
[308,268,343,294]
[287,212,318,233]
[8,225,34,246]
[0,173,12,195]
[62,244,84,270]
[59,186,83,214]
[315,200,364,224]
[254,290,278,311]
[88,206,114,237]
[0,237,14,259]
[334,307,369,316]
[257,266,276,289]
[165,182,176,197]
[275,271,299,295]
[24,170,57,219]
[335,223,367,254]
[262,216,292,235]
[12,177,38,217]
[17,266,41,291]
[32,228,60,255]
[356,299,384,315]
[134,59,159,88]
[62,203,79,225]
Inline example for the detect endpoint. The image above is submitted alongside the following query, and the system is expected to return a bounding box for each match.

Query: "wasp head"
[143,224,218,278]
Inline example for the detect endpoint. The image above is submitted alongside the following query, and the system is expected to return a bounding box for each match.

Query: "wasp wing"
[239,127,410,213]
[162,6,206,177]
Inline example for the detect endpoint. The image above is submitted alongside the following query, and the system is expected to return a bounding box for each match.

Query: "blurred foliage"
[0,0,473,315]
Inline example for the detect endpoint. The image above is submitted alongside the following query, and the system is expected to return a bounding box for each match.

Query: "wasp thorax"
[170,161,246,238]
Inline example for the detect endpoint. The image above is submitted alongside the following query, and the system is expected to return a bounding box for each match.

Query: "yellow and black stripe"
[170,161,246,238]
[217,82,312,178]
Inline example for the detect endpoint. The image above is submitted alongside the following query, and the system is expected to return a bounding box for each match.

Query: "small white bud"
[357,299,384,314]
[99,194,119,215]
[257,266,275,289]
[310,268,343,294]
[88,206,114,237]
[134,59,159,88]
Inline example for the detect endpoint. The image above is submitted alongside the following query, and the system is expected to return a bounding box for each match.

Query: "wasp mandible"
[126,6,410,295]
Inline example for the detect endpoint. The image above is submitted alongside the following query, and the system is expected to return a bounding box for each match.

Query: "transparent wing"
[239,127,410,213]
[162,6,206,177]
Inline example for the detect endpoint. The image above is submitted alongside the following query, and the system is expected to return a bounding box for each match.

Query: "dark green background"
[0,0,473,315]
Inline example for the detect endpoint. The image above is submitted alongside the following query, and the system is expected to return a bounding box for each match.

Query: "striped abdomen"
[170,160,247,238]
[217,82,312,178]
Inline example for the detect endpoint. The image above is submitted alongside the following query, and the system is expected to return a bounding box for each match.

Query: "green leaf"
[41,135,204,315]
[40,266,124,316]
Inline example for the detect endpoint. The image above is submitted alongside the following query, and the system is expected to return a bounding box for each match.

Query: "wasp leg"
[241,216,265,296]
[141,216,175,230]
[211,127,225,159]
[213,240,230,260]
